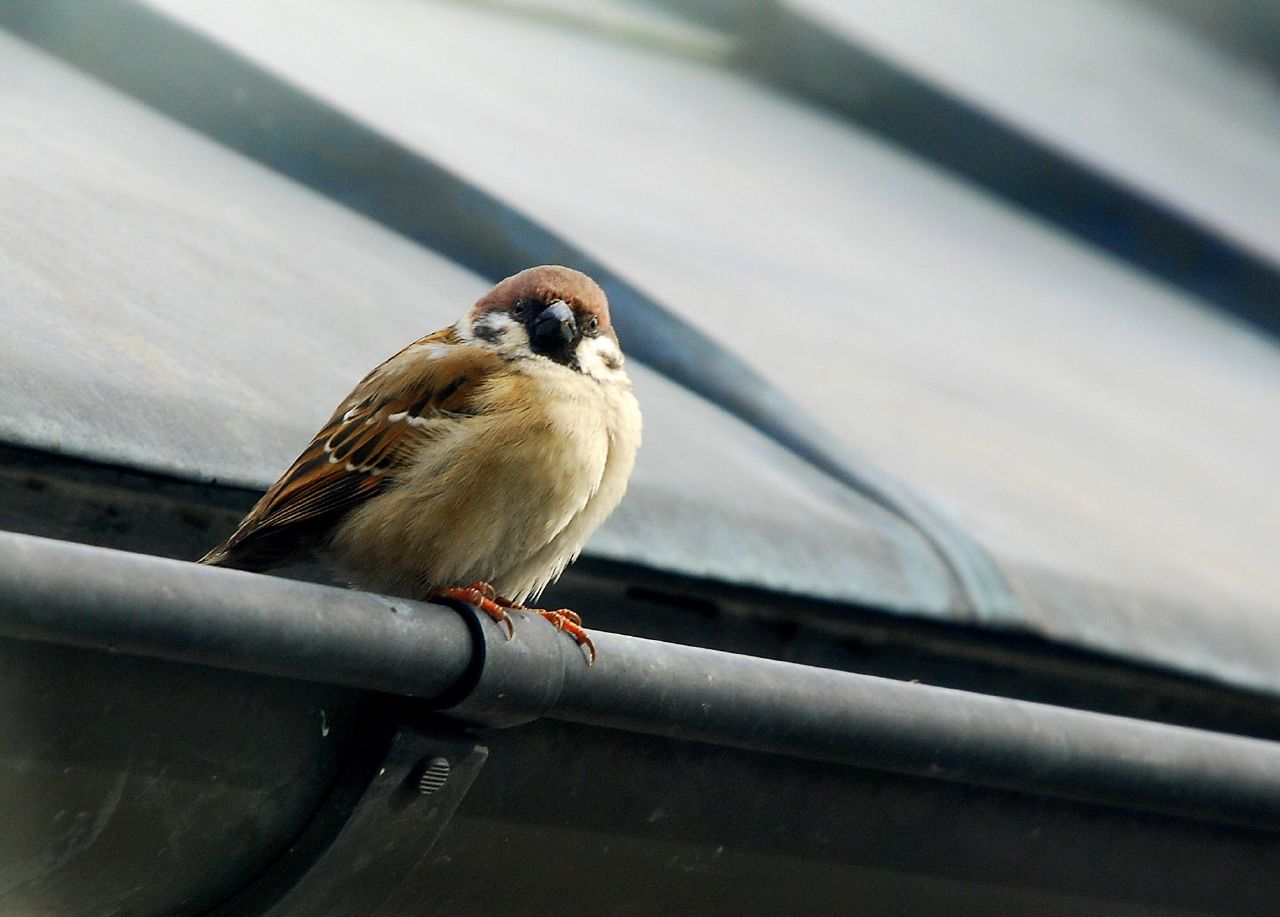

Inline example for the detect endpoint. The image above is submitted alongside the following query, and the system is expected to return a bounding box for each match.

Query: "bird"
[199,265,642,662]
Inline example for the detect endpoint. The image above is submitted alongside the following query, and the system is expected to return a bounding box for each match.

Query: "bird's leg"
[432,581,515,640]
[433,582,595,663]
[476,584,528,611]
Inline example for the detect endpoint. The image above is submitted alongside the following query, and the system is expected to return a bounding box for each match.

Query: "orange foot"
[533,608,596,666]
[432,582,595,664]
[432,581,516,640]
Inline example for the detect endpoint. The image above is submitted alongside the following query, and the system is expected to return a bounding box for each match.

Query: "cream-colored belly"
[329,363,639,603]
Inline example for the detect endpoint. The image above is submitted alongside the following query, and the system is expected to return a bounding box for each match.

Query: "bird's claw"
[535,609,596,665]
[434,583,594,662]
[433,583,516,640]
[491,605,516,641]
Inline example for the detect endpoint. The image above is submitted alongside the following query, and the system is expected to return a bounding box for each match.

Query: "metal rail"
[3,530,1280,832]
[0,530,474,699]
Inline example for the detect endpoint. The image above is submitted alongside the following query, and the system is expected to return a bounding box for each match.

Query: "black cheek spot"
[472,319,502,343]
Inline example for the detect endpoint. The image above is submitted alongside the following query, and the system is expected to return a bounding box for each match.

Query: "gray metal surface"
[745,1,1280,339]
[218,727,489,917]
[429,716,1280,917]
[3,1,1280,695]
[778,0,1280,269]
[0,28,956,614]
[13,444,1280,752]
[0,531,475,699]
[0,637,369,915]
[5,556,1278,916]
[3,0,1016,620]
[6,530,1280,835]
[101,0,1280,691]
[3,7,1279,915]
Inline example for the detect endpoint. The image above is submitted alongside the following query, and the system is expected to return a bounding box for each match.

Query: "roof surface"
[0,30,952,615]
[788,0,1280,264]
[2,1,1278,693]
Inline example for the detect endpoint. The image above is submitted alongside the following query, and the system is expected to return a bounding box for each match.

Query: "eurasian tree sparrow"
[200,265,642,662]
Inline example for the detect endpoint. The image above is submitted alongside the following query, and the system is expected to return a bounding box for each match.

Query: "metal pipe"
[441,604,1280,831]
[4,531,1280,832]
[0,531,474,698]
[548,631,1280,831]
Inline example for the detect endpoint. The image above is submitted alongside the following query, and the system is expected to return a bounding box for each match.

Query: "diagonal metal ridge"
[0,0,1018,620]
[746,2,1280,342]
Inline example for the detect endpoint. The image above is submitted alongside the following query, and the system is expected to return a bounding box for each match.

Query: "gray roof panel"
[131,0,1280,690]
[0,31,955,615]
[782,0,1280,267]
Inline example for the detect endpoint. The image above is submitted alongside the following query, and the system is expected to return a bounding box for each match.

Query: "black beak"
[528,300,579,362]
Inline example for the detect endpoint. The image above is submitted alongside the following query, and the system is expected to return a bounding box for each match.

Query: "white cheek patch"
[576,336,625,379]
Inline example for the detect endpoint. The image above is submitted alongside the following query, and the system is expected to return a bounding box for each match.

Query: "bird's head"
[462,265,625,380]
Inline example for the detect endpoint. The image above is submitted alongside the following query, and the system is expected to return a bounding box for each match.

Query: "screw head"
[418,756,451,795]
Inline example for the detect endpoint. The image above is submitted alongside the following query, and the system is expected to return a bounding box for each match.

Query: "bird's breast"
[330,358,639,602]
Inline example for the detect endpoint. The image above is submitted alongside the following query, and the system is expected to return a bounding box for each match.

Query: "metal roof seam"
[743,1,1280,340]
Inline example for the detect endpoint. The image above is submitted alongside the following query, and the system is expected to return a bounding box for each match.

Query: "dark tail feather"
[196,523,326,572]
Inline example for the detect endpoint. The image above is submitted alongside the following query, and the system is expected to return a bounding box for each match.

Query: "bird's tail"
[196,545,231,566]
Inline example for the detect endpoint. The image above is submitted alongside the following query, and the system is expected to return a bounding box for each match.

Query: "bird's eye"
[512,299,532,320]
[585,315,600,337]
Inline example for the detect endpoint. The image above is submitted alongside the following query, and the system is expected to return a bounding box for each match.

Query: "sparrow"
[199,265,642,662]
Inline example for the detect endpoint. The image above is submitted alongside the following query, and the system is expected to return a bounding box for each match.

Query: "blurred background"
[2,2,1280,914]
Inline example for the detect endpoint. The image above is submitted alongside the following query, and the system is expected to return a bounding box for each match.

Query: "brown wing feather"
[199,326,493,570]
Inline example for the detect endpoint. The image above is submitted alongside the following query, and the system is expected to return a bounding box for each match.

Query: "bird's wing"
[200,326,498,570]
